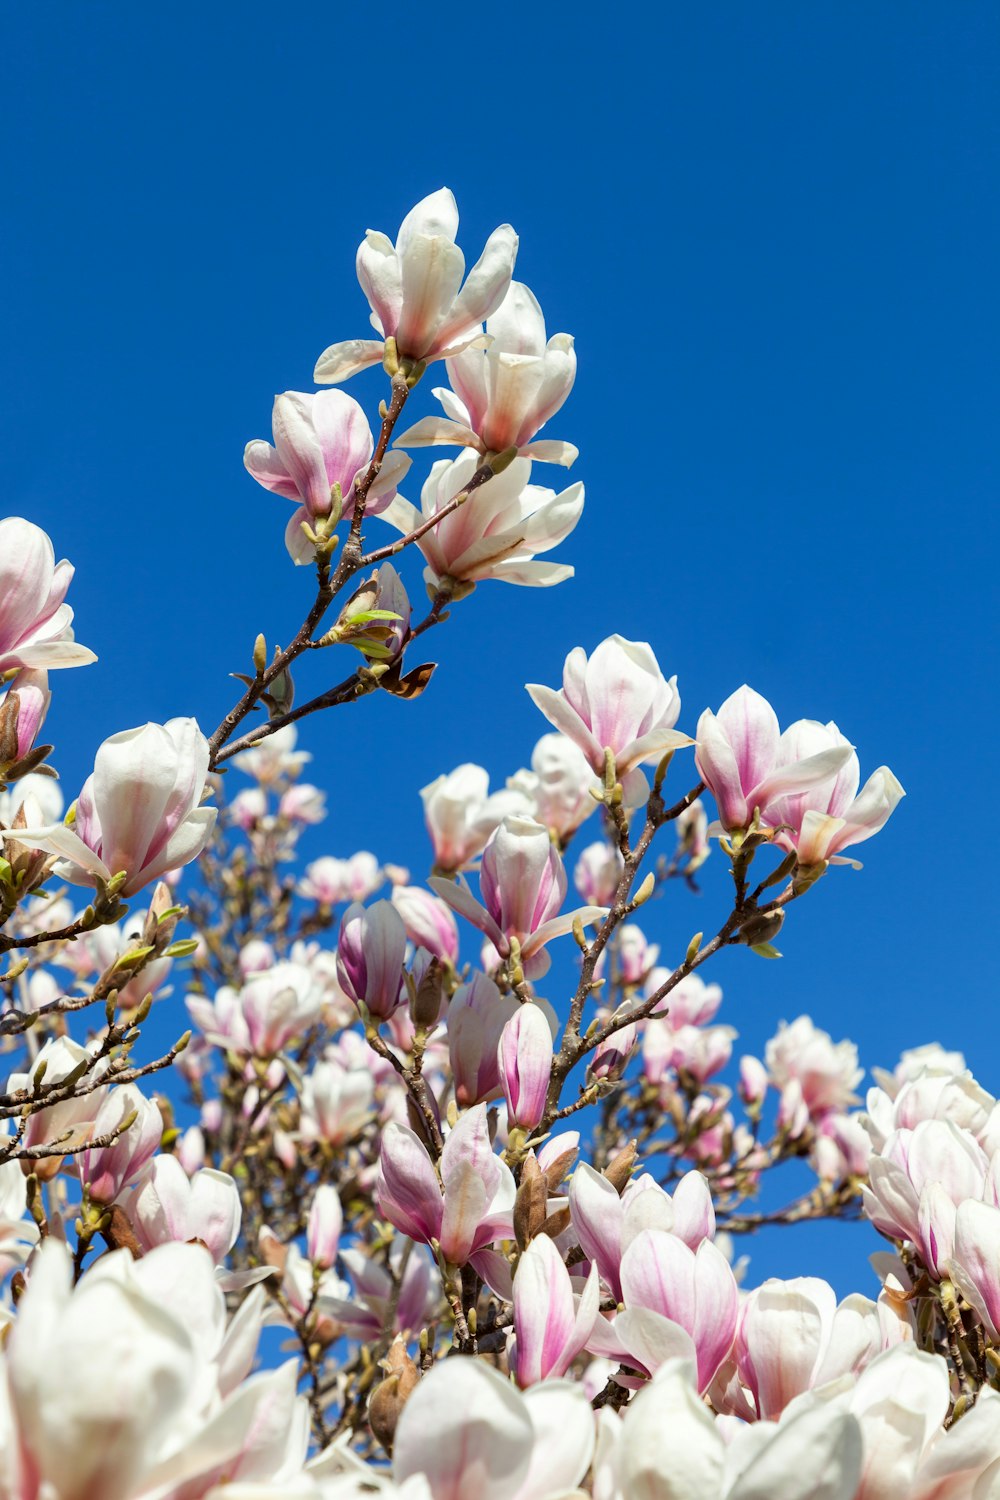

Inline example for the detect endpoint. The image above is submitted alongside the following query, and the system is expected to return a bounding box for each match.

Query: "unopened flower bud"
[513,1151,549,1251]
[738,908,785,948]
[368,1336,420,1455]
[602,1140,638,1195]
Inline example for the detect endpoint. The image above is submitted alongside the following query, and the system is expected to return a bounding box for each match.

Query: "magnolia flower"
[449,972,519,1106]
[596,1359,863,1500]
[307,1185,343,1271]
[568,1163,715,1302]
[6,1037,108,1172]
[511,1232,600,1386]
[431,815,605,980]
[587,1227,739,1392]
[508,732,599,843]
[391,883,460,963]
[298,851,383,905]
[81,1085,163,1204]
[129,1155,242,1264]
[574,839,624,906]
[0,769,64,827]
[695,687,855,835]
[420,762,531,873]
[862,1119,990,1275]
[862,1067,997,1153]
[0,668,51,779]
[4,1239,312,1500]
[336,900,407,1018]
[764,1016,863,1119]
[314,188,518,381]
[391,1357,595,1500]
[527,635,691,800]
[498,1003,554,1130]
[730,1276,906,1420]
[232,721,311,783]
[0,517,96,673]
[6,717,216,896]
[376,1104,515,1269]
[379,449,583,593]
[787,1343,1000,1500]
[396,281,578,467]
[299,1055,375,1146]
[279,783,327,824]
[244,390,410,564]
[238,962,323,1056]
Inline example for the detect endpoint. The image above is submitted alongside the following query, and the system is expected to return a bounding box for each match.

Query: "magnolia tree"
[2,189,996,1500]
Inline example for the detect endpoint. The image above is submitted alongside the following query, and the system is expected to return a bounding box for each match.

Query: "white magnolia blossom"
[380,449,583,592]
[396,281,578,467]
[314,188,518,382]
[5,717,216,896]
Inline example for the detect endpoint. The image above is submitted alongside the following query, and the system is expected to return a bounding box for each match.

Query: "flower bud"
[307,1184,343,1270]
[368,1336,420,1455]
[498,1004,553,1130]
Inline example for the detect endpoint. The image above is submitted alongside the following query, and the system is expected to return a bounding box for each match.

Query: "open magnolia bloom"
[378,449,583,593]
[0,517,96,673]
[6,717,216,896]
[430,814,607,980]
[244,390,410,564]
[527,635,693,803]
[395,280,578,467]
[314,188,518,383]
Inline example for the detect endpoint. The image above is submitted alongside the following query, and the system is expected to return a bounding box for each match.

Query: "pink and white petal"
[133,807,217,892]
[753,743,857,815]
[393,1357,532,1500]
[615,1307,699,1375]
[366,448,413,500]
[356,231,403,335]
[395,235,466,356]
[243,441,301,502]
[491,560,575,587]
[394,416,481,450]
[284,508,316,566]
[520,905,608,958]
[434,224,518,351]
[514,1381,596,1500]
[313,339,385,385]
[518,439,580,467]
[1,823,111,883]
[619,726,695,773]
[428,875,505,951]
[8,639,97,670]
[397,188,459,250]
[433,386,475,426]
[377,494,424,537]
[523,683,602,770]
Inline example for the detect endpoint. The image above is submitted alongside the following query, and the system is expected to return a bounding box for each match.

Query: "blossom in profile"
[396,280,578,466]
[420,762,530,874]
[314,187,518,381]
[695,686,856,835]
[511,1231,599,1386]
[0,517,96,673]
[376,1104,515,1269]
[527,635,691,801]
[6,717,216,896]
[244,389,410,563]
[431,815,605,980]
[379,449,583,593]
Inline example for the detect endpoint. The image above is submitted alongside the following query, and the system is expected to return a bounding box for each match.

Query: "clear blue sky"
[4,3,998,1293]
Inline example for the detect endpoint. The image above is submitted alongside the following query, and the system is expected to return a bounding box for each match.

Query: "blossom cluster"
[2,187,981,1500]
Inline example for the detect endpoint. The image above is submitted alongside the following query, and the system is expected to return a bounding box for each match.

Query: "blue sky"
[4,3,999,1293]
